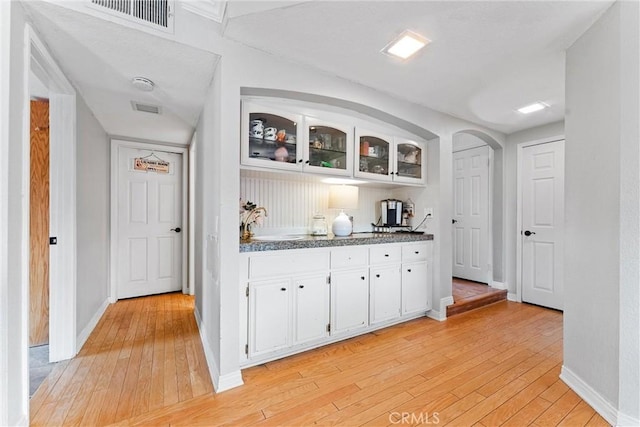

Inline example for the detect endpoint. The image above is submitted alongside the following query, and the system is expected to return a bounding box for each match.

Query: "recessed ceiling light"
[131,76,155,92]
[382,30,430,60]
[518,102,548,114]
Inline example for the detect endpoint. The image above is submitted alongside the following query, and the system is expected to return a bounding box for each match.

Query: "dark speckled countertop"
[239,232,434,253]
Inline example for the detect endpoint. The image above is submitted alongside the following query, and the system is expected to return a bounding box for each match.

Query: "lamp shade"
[328,185,359,210]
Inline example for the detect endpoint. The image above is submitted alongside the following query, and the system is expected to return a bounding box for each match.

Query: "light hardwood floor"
[30,293,608,426]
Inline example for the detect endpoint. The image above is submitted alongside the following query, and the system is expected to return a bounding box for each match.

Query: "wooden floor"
[31,293,608,426]
[448,278,509,317]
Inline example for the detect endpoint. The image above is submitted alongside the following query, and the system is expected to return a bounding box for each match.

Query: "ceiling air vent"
[131,101,162,115]
[90,0,174,31]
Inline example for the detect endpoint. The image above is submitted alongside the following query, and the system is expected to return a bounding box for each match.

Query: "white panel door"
[452,145,489,283]
[293,274,329,345]
[521,141,565,310]
[369,265,401,324]
[248,278,291,357]
[402,261,430,315]
[117,147,183,299]
[330,269,369,334]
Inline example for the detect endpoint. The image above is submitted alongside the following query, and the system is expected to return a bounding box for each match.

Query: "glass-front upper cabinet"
[354,129,393,182]
[303,120,353,176]
[241,101,303,172]
[394,137,426,184]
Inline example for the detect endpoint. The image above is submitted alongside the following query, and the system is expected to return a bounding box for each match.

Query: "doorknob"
[523,230,536,236]
[452,219,458,224]
[170,227,182,233]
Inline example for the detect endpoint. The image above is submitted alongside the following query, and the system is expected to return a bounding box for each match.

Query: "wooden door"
[117,147,183,299]
[30,100,50,347]
[452,145,490,283]
[521,141,565,310]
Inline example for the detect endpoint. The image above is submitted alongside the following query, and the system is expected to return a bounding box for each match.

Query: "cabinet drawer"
[330,247,368,269]
[250,250,329,279]
[402,243,429,262]
[370,244,401,264]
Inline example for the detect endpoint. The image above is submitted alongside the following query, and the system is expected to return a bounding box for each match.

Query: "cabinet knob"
[407,269,412,273]
[376,274,380,278]
[360,276,365,280]
[384,254,389,257]
[415,251,419,254]
[280,288,286,291]
[299,285,304,289]
[305,160,310,164]
[298,159,303,163]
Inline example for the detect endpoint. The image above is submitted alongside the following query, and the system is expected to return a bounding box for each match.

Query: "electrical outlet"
[424,208,434,218]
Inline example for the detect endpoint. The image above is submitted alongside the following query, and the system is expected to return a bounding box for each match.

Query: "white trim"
[442,295,454,308]
[507,292,517,302]
[490,281,506,290]
[109,139,189,302]
[188,136,196,296]
[560,365,619,426]
[193,306,244,393]
[76,299,109,353]
[618,412,640,427]
[426,309,446,322]
[515,135,564,303]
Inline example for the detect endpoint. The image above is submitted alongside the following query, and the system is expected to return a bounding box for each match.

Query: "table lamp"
[328,185,359,236]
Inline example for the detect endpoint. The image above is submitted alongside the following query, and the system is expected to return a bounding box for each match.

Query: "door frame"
[109,139,189,302]
[23,25,78,364]
[516,136,565,302]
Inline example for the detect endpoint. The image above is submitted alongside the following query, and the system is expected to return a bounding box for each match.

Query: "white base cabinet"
[240,241,432,366]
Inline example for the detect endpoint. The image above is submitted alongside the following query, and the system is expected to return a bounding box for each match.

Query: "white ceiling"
[224,1,613,134]
[22,0,613,144]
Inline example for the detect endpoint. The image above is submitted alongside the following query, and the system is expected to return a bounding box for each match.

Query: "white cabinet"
[355,129,426,184]
[330,269,369,334]
[370,265,402,324]
[248,278,291,357]
[241,101,303,172]
[303,119,354,176]
[402,262,430,315]
[294,274,330,345]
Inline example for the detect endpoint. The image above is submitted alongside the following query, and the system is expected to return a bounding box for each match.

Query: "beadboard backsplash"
[240,170,394,235]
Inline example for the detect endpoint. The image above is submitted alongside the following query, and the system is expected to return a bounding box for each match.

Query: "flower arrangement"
[240,199,267,240]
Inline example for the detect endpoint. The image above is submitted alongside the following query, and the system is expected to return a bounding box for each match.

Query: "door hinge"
[326,324,331,333]
[327,275,331,285]
[245,344,248,355]
[246,286,249,297]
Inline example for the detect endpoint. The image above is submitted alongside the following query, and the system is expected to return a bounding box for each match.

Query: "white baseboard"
[15,414,28,427]
[507,292,517,301]
[76,299,110,353]
[193,307,244,393]
[490,281,506,290]
[618,412,640,426]
[560,365,619,426]
[427,309,446,322]
[442,296,454,308]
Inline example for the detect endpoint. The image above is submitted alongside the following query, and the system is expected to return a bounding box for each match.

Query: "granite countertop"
[239,232,434,253]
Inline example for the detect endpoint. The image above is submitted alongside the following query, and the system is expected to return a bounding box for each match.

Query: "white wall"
[504,121,564,295]
[564,0,639,424]
[1,2,29,424]
[76,95,110,338]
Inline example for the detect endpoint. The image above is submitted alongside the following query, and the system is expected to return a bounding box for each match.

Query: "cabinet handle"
[305,160,310,164]
[376,274,380,278]
[384,254,389,257]
[298,159,303,163]
[407,269,412,273]
[360,276,365,280]
[415,251,419,254]
[299,285,304,289]
[280,288,286,291]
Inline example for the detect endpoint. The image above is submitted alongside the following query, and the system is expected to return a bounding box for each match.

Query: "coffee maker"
[381,199,403,226]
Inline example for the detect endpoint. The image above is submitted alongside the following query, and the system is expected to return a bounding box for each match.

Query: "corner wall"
[564,0,639,423]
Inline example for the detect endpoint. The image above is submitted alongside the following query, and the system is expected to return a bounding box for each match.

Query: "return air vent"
[90,0,174,32]
[131,101,162,115]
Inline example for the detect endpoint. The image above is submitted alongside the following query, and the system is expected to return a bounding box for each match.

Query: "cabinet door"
[402,261,430,315]
[241,101,303,172]
[394,137,426,184]
[370,265,402,324]
[304,120,353,176]
[248,278,291,357]
[354,128,393,182]
[331,269,369,334]
[294,274,330,345]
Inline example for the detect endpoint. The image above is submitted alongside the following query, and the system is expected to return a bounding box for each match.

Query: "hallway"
[30,293,606,426]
